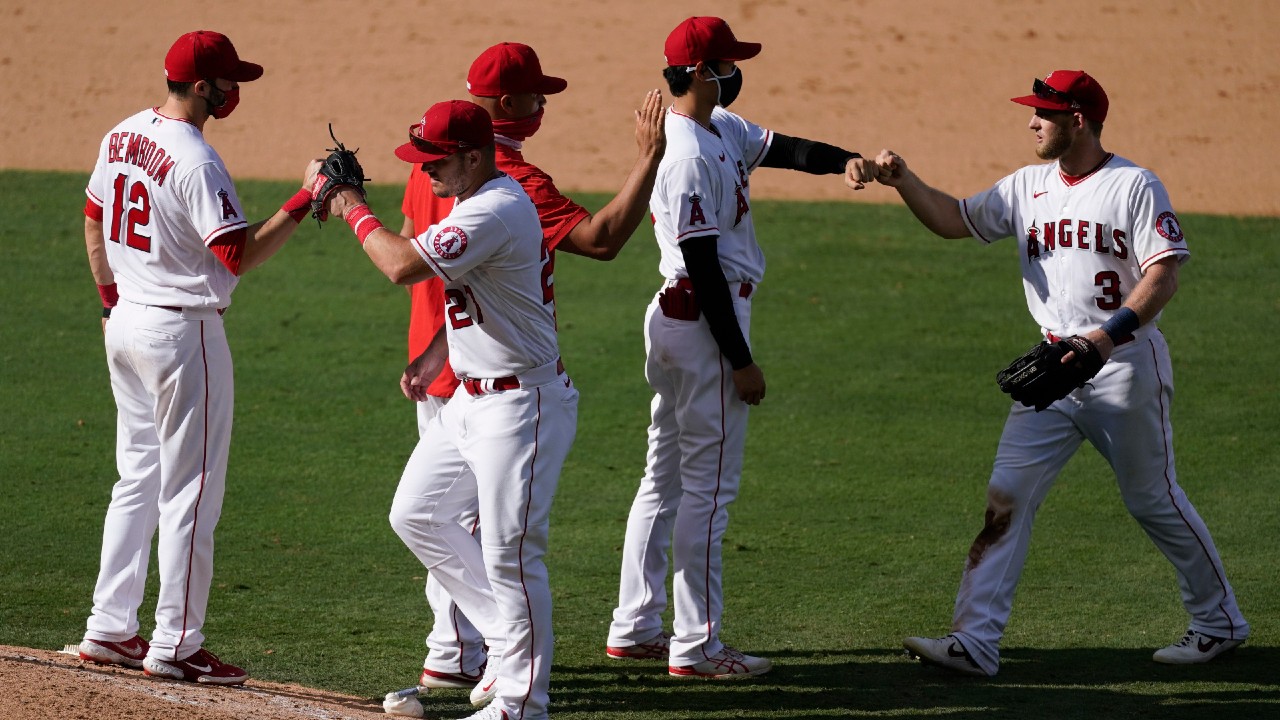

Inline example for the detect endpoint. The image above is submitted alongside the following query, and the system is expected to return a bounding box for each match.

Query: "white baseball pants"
[609,288,753,665]
[390,369,577,720]
[85,300,233,662]
[415,396,487,676]
[951,330,1249,675]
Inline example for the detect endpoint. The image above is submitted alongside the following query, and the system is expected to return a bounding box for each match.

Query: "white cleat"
[903,635,990,677]
[469,660,500,707]
[669,646,772,679]
[458,700,508,719]
[1153,629,1244,665]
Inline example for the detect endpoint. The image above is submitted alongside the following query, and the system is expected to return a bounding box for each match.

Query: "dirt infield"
[0,1,1276,717]
[0,646,390,720]
[1,1,1277,216]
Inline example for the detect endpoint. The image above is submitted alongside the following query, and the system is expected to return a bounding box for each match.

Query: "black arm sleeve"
[679,235,753,370]
[760,133,860,175]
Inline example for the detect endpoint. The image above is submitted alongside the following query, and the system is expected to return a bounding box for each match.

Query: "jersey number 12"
[109,173,152,253]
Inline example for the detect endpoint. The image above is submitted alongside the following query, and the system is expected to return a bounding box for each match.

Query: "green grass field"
[2,169,1277,719]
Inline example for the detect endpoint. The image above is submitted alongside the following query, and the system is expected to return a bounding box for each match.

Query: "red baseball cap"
[164,31,263,83]
[467,42,568,97]
[664,16,761,67]
[1011,70,1109,123]
[395,100,495,164]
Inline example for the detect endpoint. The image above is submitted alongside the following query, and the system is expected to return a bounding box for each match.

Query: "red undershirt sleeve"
[208,228,248,276]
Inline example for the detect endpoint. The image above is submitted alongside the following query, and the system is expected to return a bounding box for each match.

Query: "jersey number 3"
[109,173,152,253]
[1094,270,1122,310]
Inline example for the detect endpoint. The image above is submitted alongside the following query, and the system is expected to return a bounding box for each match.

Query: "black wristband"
[102,307,112,318]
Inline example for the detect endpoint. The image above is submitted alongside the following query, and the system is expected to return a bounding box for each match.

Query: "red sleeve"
[84,197,104,222]
[498,154,590,250]
[208,228,248,276]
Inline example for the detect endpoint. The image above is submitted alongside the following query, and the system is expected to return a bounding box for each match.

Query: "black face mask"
[709,66,743,108]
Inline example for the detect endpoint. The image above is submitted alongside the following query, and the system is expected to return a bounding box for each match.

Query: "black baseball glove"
[996,336,1105,411]
[310,124,369,224]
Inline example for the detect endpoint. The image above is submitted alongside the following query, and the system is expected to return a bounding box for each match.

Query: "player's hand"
[325,186,365,221]
[1065,329,1114,365]
[303,158,325,190]
[733,363,766,405]
[635,88,666,162]
[844,157,878,191]
[874,149,908,186]
[401,347,446,401]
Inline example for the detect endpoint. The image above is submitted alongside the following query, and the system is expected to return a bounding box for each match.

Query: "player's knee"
[387,496,438,540]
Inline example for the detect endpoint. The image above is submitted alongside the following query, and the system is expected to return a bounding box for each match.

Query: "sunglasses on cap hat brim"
[1031,78,1081,111]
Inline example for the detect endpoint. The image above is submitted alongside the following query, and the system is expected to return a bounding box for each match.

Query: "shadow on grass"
[548,647,1280,719]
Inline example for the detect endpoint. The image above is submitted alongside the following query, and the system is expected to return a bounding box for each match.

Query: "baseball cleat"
[458,701,508,720]
[469,660,500,707]
[669,646,772,679]
[903,635,989,677]
[420,662,486,689]
[143,648,247,685]
[79,635,149,669]
[606,631,672,660]
[1153,629,1245,664]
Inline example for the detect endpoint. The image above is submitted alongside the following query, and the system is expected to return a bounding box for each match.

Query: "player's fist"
[874,149,907,186]
[844,157,878,191]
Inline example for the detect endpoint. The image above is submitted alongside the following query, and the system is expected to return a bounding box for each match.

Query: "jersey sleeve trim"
[545,208,591,251]
[959,198,994,244]
[745,129,773,171]
[86,187,104,205]
[203,220,250,245]
[1140,247,1190,271]
[675,226,720,242]
[84,197,104,222]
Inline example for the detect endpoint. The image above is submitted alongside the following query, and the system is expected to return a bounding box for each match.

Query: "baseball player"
[606,16,879,678]
[319,100,578,720]
[874,70,1250,676]
[77,31,316,685]
[397,43,665,698]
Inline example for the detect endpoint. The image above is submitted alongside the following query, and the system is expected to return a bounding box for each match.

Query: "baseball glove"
[310,124,369,224]
[996,336,1104,411]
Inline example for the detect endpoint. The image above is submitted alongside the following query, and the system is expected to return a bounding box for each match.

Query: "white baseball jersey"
[86,108,246,308]
[651,106,772,282]
[941,152,1247,676]
[408,173,557,379]
[959,154,1190,338]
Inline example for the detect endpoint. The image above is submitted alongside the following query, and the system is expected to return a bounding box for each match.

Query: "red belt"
[659,278,754,321]
[461,358,565,396]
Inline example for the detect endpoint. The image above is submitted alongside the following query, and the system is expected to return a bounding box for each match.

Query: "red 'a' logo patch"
[434,226,469,259]
[217,189,238,220]
[1155,211,1184,243]
[688,193,706,225]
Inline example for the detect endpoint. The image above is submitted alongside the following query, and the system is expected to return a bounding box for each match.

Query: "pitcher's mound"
[1,645,394,720]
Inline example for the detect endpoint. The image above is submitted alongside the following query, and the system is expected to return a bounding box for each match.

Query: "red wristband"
[282,188,313,224]
[97,283,119,308]
[343,203,385,245]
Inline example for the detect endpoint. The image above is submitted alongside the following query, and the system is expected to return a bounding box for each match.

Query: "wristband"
[282,188,313,224]
[103,307,112,318]
[97,282,119,308]
[1099,306,1139,343]
[343,203,385,245]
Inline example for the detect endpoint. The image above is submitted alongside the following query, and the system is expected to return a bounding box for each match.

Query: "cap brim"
[395,141,451,164]
[1010,94,1071,113]
[536,75,568,95]
[227,61,264,82]
[724,41,761,62]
